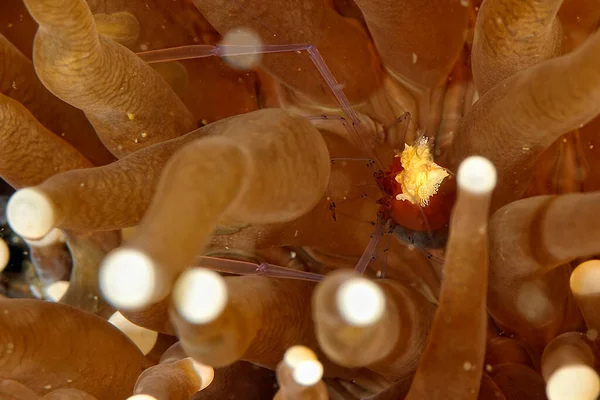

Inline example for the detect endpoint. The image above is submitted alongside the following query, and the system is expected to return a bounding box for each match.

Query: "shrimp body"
[377,138,455,231]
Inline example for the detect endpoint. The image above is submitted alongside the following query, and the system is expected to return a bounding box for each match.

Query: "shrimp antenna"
[137,43,376,157]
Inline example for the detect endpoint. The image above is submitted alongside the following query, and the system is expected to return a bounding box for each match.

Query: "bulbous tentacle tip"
[276,345,326,398]
[190,360,215,391]
[570,260,600,334]
[292,360,324,387]
[131,355,212,398]
[127,395,157,400]
[541,332,597,376]
[283,346,323,386]
[45,280,69,302]
[0,238,8,273]
[108,311,158,356]
[172,268,228,325]
[546,365,600,400]
[312,269,431,378]
[283,346,319,369]
[456,156,497,194]
[7,187,56,240]
[99,248,160,311]
[336,277,386,326]
[570,260,600,296]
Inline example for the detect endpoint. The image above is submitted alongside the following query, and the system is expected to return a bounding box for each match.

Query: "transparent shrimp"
[195,256,324,282]
[136,14,447,280]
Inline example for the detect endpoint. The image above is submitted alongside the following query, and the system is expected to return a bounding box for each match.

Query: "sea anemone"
[1,0,600,399]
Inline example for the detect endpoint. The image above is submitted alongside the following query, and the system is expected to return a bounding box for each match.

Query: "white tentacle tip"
[108,311,158,355]
[127,395,158,400]
[570,260,600,296]
[172,268,228,324]
[336,277,385,326]
[283,346,323,386]
[99,248,158,311]
[0,239,9,273]
[7,188,56,240]
[189,359,215,391]
[45,280,70,302]
[546,365,600,400]
[456,156,497,194]
[293,360,324,386]
[284,346,317,369]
